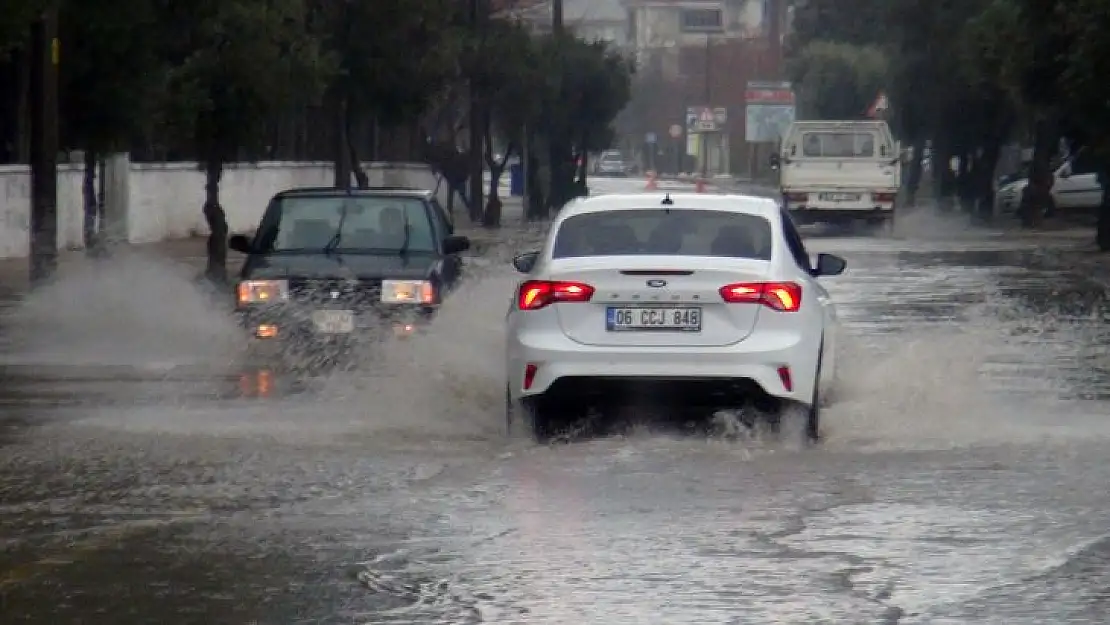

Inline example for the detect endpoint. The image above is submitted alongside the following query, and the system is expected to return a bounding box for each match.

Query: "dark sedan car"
[228,187,470,347]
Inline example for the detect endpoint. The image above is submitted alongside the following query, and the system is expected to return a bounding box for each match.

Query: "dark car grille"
[288,277,383,308]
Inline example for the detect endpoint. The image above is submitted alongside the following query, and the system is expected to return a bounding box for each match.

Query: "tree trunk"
[1020,116,1056,228]
[15,45,31,163]
[1097,170,1110,251]
[97,157,106,230]
[905,137,925,206]
[332,90,351,189]
[973,139,1002,222]
[202,159,229,284]
[82,149,99,255]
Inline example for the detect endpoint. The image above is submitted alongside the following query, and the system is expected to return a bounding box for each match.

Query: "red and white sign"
[867,92,889,118]
[745,81,795,104]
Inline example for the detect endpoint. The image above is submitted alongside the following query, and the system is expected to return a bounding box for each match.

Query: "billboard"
[745,81,795,143]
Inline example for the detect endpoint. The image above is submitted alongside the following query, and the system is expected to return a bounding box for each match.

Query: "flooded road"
[3,185,1110,623]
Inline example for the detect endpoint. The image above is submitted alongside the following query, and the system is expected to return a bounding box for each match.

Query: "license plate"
[606,307,702,332]
[818,192,861,201]
[312,309,354,333]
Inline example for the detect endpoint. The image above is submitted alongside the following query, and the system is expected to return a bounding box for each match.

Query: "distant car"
[228,187,470,348]
[504,192,846,443]
[596,150,632,177]
[995,151,1102,217]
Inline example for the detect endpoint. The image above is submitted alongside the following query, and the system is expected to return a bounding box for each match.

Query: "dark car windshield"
[552,209,773,260]
[257,196,435,253]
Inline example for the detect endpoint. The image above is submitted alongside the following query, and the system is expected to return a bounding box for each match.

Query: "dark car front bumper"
[237,277,438,347]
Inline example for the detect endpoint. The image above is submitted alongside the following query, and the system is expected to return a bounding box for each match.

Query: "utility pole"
[29,6,59,285]
[467,0,486,223]
[701,34,711,178]
[553,0,563,32]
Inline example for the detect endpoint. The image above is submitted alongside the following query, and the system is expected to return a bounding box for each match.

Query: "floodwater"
[2,178,1110,624]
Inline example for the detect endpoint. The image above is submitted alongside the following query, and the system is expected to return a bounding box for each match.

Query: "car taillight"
[517,280,595,310]
[719,282,802,312]
[873,192,897,202]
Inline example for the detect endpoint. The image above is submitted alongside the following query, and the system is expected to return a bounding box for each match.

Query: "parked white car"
[996,150,1102,216]
[504,192,846,443]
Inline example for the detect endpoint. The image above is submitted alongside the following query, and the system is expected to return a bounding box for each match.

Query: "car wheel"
[775,350,822,443]
[804,348,823,441]
[506,388,558,444]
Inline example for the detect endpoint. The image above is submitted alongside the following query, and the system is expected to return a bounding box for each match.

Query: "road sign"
[645,132,657,144]
[668,124,682,139]
[867,92,889,118]
[745,81,795,143]
[686,106,723,133]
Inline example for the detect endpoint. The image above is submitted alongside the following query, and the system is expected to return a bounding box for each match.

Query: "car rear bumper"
[787,207,894,222]
[507,327,816,407]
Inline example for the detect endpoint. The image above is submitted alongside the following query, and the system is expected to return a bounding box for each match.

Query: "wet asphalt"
[3,179,1110,624]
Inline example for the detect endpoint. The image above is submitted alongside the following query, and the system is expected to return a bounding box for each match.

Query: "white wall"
[0,159,451,259]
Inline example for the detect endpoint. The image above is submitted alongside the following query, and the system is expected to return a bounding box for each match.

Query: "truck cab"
[773,120,901,230]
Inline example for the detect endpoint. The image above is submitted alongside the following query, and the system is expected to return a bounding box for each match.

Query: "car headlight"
[237,279,289,305]
[381,279,435,304]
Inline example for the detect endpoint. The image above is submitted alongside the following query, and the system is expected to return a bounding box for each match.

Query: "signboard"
[867,92,889,118]
[745,81,795,143]
[686,106,728,133]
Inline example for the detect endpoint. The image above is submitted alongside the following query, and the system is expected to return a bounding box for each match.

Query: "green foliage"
[534,34,633,152]
[0,0,48,58]
[788,41,886,120]
[319,0,459,126]
[58,0,164,152]
[154,0,332,162]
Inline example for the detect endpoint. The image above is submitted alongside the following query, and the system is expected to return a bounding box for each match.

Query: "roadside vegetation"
[789,0,1110,249]
[0,0,632,280]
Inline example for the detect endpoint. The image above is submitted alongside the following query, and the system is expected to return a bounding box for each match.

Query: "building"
[510,0,629,47]
[620,0,788,176]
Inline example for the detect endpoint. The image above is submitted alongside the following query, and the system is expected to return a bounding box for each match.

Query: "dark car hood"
[246,253,437,280]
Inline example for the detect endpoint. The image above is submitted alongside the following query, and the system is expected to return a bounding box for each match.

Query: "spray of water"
[1,250,243,369]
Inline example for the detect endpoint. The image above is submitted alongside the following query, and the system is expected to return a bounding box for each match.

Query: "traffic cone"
[645,170,658,190]
[695,178,707,193]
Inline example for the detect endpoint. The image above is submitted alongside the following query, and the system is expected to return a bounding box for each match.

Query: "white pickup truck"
[772,120,902,230]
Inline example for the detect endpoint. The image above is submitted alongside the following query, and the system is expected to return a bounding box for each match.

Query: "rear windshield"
[799,131,877,158]
[552,209,773,260]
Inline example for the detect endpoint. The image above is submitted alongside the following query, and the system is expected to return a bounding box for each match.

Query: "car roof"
[272,186,434,199]
[557,192,781,221]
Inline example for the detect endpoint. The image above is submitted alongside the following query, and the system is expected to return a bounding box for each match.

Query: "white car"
[504,192,846,443]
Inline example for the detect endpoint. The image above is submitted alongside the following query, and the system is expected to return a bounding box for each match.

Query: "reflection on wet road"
[3,198,1110,623]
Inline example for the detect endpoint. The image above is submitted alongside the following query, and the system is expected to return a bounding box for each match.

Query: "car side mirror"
[443,235,470,254]
[769,153,781,167]
[228,234,252,253]
[813,253,846,277]
[512,250,539,273]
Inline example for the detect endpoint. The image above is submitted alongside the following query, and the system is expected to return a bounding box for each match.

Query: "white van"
[773,120,902,229]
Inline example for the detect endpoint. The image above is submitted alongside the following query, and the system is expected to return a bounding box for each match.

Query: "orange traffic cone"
[645,170,658,190]
[695,178,707,193]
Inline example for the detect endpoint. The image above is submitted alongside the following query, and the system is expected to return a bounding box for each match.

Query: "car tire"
[774,349,822,443]
[505,387,558,443]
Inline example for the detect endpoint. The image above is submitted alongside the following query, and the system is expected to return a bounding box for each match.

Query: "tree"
[154,0,332,283]
[313,0,461,188]
[535,34,632,210]
[1059,0,1110,248]
[59,0,165,253]
[474,18,543,226]
[788,41,887,120]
